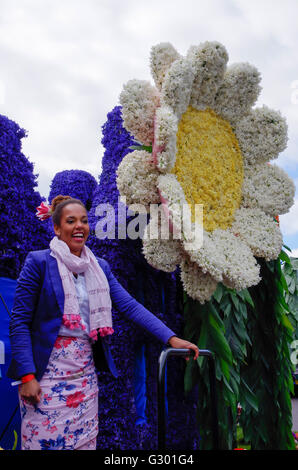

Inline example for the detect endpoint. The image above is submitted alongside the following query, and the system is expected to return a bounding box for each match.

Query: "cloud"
[280,197,298,236]
[0,0,298,200]
[289,248,298,258]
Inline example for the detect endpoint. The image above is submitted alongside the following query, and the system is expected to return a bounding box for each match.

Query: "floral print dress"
[19,335,98,450]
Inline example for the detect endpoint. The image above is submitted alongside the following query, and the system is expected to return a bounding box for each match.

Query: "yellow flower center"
[171,107,244,231]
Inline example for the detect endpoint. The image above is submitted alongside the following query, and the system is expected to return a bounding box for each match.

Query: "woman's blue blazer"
[7,249,176,382]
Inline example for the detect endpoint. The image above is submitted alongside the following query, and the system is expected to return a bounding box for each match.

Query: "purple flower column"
[87,107,199,449]
[0,114,50,279]
[48,169,97,211]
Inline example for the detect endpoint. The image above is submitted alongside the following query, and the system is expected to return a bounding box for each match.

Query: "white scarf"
[49,236,113,341]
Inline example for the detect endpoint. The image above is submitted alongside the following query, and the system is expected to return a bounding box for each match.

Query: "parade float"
[116,41,297,449]
[1,40,297,450]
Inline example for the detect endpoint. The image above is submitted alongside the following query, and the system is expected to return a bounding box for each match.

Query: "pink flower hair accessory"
[36,201,52,221]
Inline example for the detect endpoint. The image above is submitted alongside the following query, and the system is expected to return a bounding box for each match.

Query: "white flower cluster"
[150,42,180,91]
[117,41,294,303]
[184,228,260,292]
[142,217,183,272]
[161,58,195,119]
[235,105,288,165]
[180,258,218,304]
[231,207,283,261]
[241,163,295,216]
[116,150,160,207]
[120,79,159,145]
[214,229,261,291]
[184,229,227,282]
[157,174,188,234]
[187,41,228,110]
[214,63,261,125]
[154,105,178,172]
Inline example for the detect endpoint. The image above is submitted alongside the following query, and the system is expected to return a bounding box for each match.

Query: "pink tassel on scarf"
[90,327,114,342]
[62,314,86,331]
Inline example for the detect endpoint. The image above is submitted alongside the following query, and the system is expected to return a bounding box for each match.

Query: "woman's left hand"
[168,336,199,361]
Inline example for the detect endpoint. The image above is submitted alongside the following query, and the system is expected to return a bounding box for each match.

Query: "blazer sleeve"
[9,252,41,378]
[99,259,176,345]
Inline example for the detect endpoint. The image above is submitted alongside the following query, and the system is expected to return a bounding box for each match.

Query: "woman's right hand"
[19,379,42,405]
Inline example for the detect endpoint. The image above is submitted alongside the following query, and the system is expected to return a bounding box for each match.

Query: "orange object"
[21,374,35,384]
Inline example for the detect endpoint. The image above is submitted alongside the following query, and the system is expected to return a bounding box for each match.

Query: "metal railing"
[157,348,219,450]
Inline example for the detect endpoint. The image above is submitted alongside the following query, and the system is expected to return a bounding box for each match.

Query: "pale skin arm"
[168,336,199,361]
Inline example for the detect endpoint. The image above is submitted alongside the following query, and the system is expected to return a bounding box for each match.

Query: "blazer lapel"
[47,250,64,314]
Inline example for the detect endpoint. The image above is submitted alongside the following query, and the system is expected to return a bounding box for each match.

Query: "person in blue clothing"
[7,195,199,450]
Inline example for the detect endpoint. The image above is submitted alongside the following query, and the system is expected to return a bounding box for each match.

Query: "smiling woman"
[52,196,90,257]
[7,194,199,450]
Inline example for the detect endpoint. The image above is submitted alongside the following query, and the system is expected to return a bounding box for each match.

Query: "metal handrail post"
[157,348,219,450]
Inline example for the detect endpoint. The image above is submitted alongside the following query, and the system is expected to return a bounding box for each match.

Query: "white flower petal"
[180,257,218,304]
[160,57,195,118]
[157,174,189,236]
[187,41,228,110]
[231,207,283,261]
[120,79,159,145]
[154,105,178,173]
[116,150,160,207]
[183,230,225,282]
[235,106,288,165]
[207,229,261,290]
[214,63,261,124]
[150,42,181,91]
[142,219,183,272]
[242,163,295,216]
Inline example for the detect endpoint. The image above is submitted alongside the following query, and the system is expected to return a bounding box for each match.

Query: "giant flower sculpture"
[116,41,295,303]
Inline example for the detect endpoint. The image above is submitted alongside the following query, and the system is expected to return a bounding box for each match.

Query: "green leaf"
[129,144,152,153]
[280,313,294,332]
[213,283,224,303]
[209,317,233,365]
[231,294,240,311]
[279,272,289,293]
[290,259,298,270]
[223,303,232,318]
[209,302,224,327]
[279,250,291,264]
[12,430,18,451]
[288,278,296,295]
[240,380,258,412]
[283,244,291,252]
[220,358,231,381]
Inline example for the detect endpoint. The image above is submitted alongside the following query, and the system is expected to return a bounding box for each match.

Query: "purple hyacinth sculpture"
[0,114,50,279]
[48,169,97,211]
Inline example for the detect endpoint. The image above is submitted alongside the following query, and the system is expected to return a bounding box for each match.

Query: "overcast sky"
[0,0,298,252]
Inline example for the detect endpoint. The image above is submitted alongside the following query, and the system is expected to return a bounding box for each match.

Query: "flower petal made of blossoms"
[150,42,181,91]
[214,63,262,125]
[160,57,195,119]
[241,162,295,216]
[231,207,283,261]
[116,150,160,207]
[183,229,225,282]
[142,220,184,272]
[157,174,188,237]
[153,105,178,173]
[187,41,229,110]
[120,79,160,145]
[209,229,261,291]
[180,257,218,304]
[235,105,288,165]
